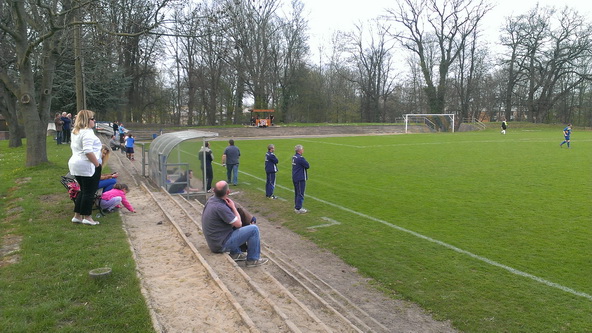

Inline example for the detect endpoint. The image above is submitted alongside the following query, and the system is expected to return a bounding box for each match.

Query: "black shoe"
[229,252,248,261]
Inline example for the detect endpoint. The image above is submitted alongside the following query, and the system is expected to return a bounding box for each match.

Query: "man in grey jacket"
[222,139,241,186]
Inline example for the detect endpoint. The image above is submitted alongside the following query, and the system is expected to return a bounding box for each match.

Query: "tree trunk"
[0,83,23,147]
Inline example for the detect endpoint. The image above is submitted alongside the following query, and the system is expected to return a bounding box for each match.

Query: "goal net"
[404,114,455,133]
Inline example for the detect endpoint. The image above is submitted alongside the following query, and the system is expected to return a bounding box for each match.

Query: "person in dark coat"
[61,112,72,144]
[264,144,279,199]
[292,144,310,214]
[199,142,214,192]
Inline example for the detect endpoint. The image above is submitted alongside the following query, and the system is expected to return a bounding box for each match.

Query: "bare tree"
[0,0,171,167]
[0,80,23,147]
[499,15,528,121]
[346,21,397,122]
[275,0,309,123]
[387,0,492,114]
[513,6,592,123]
[450,29,491,125]
[0,1,72,166]
[224,0,282,116]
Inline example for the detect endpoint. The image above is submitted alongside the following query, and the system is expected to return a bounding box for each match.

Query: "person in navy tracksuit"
[560,124,572,148]
[265,144,279,199]
[292,144,310,214]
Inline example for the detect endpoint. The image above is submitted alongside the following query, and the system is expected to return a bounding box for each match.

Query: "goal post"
[404,114,455,133]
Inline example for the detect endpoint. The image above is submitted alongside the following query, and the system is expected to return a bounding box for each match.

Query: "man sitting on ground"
[201,180,268,267]
[109,135,119,151]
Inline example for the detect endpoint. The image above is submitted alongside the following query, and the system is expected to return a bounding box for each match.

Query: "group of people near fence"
[66,109,136,226]
[108,123,135,161]
[53,112,73,145]
[168,139,310,216]
[198,140,310,267]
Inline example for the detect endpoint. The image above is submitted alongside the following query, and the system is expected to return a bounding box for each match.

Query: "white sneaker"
[82,219,99,226]
[294,208,308,214]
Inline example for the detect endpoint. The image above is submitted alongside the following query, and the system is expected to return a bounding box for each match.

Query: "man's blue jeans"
[221,225,261,261]
[226,164,239,185]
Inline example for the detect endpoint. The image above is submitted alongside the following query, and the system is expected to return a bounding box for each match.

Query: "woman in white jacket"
[68,110,102,226]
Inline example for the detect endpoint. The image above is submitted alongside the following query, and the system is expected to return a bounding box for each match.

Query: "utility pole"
[74,4,86,111]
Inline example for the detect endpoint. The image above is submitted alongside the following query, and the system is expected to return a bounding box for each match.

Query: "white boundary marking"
[307,217,342,229]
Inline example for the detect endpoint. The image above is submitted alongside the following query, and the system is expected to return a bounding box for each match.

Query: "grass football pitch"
[177,124,591,332]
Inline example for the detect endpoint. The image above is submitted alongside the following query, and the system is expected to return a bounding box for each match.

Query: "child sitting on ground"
[100,183,136,213]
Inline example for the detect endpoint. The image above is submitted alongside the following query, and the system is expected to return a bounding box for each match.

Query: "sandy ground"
[109,125,457,332]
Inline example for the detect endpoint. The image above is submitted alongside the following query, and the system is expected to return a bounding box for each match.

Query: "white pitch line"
[299,139,365,148]
[307,217,341,229]
[235,168,592,301]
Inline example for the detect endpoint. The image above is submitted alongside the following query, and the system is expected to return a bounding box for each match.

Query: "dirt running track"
[106,125,456,333]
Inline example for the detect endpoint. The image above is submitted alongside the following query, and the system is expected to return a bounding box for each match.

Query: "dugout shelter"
[148,130,218,197]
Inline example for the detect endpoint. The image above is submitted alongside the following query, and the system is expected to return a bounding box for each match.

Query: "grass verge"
[0,138,153,332]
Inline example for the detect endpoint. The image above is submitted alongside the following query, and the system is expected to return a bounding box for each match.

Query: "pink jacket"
[101,188,135,212]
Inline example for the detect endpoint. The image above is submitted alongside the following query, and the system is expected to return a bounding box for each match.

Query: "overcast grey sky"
[297,0,592,59]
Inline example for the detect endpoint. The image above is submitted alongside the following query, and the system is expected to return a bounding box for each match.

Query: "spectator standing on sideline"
[560,124,572,148]
[265,144,279,199]
[201,180,268,267]
[501,119,507,135]
[222,139,241,186]
[67,113,73,141]
[292,144,310,214]
[199,142,214,192]
[112,121,119,136]
[54,113,64,145]
[68,110,101,226]
[61,112,71,144]
[125,134,135,160]
[118,123,126,152]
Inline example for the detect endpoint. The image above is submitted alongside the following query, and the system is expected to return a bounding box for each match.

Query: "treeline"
[1,0,591,166]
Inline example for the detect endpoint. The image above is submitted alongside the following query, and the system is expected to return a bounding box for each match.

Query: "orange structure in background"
[250,109,275,127]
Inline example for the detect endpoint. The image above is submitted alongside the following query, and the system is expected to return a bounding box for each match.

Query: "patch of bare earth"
[108,125,456,332]
[0,233,22,267]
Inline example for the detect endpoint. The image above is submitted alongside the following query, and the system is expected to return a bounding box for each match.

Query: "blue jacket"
[125,137,135,148]
[563,127,571,137]
[265,151,279,173]
[292,153,309,181]
[61,116,71,130]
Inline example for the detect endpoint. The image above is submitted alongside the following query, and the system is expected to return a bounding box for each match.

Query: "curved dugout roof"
[149,130,218,189]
